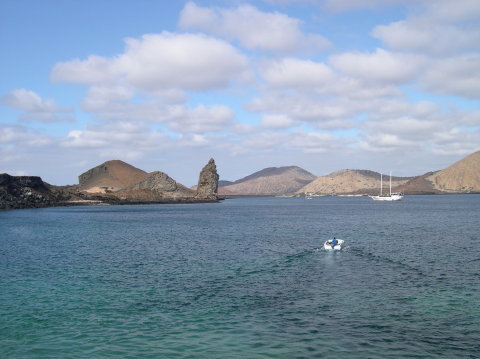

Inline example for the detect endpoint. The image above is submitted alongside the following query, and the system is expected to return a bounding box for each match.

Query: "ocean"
[1,195,479,358]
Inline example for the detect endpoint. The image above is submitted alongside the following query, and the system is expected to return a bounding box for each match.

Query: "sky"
[1,0,479,186]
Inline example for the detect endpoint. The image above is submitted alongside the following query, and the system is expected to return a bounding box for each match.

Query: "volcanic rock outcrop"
[129,171,178,192]
[0,173,69,209]
[196,158,219,199]
[118,171,195,200]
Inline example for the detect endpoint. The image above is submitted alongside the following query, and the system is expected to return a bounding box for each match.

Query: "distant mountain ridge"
[300,169,412,195]
[220,150,480,196]
[219,166,316,195]
[3,151,479,211]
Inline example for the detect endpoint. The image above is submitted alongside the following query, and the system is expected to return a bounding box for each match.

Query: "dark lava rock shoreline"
[0,173,71,210]
[0,173,221,211]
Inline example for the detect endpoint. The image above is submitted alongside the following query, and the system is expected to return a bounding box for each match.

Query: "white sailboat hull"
[370,193,403,201]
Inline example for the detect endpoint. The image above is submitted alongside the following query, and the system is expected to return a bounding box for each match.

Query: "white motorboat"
[324,238,344,250]
[370,172,403,201]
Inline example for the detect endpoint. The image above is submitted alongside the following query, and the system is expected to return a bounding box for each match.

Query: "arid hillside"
[300,170,411,195]
[219,166,316,195]
[78,160,149,192]
[427,151,480,192]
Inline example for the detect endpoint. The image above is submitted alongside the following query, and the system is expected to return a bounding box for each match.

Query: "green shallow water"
[1,195,479,358]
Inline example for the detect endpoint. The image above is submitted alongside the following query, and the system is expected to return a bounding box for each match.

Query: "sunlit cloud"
[179,2,331,52]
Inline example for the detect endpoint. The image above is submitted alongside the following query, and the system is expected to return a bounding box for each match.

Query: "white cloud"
[369,100,441,121]
[371,0,480,55]
[166,104,234,133]
[357,98,480,155]
[80,85,235,133]
[424,0,480,23]
[50,55,116,85]
[422,54,480,99]
[431,128,480,156]
[0,124,53,147]
[323,0,416,12]
[81,86,178,122]
[235,129,349,155]
[179,2,330,52]
[262,0,417,12]
[81,85,134,112]
[260,114,295,128]
[260,57,400,100]
[1,89,74,123]
[178,133,209,147]
[52,32,248,92]
[288,130,348,153]
[330,49,426,85]
[455,109,480,127]
[261,58,335,90]
[372,20,480,55]
[367,116,440,140]
[252,56,402,131]
[248,91,375,128]
[358,133,420,151]
[61,121,168,150]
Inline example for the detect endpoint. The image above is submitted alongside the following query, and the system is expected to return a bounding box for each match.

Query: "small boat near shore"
[324,238,344,250]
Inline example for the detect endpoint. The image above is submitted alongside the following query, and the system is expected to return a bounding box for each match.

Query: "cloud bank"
[1,0,479,184]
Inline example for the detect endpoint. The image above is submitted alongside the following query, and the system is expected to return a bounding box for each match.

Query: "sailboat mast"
[389,171,392,196]
[380,173,383,196]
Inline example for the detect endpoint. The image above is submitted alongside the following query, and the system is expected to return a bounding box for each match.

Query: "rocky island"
[0,158,221,210]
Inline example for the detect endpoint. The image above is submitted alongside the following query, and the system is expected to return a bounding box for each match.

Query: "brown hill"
[427,151,480,193]
[78,160,149,191]
[219,166,316,195]
[395,171,439,194]
[300,169,411,195]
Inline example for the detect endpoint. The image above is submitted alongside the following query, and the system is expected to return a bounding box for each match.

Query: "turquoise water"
[1,195,479,358]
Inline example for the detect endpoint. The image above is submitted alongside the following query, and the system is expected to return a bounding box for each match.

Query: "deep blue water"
[1,195,479,358]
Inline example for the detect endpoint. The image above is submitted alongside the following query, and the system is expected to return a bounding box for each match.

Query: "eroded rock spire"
[196,158,219,199]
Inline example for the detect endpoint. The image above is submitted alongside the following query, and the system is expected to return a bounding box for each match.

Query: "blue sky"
[1,0,479,186]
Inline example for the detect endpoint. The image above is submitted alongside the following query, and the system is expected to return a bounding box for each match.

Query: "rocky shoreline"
[1,158,221,211]
[0,176,222,211]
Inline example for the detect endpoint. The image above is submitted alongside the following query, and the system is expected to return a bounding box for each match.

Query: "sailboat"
[370,172,404,201]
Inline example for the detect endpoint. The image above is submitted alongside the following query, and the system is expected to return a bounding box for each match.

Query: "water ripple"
[1,196,479,358]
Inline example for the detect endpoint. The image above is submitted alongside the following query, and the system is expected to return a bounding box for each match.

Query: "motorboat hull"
[324,239,344,250]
